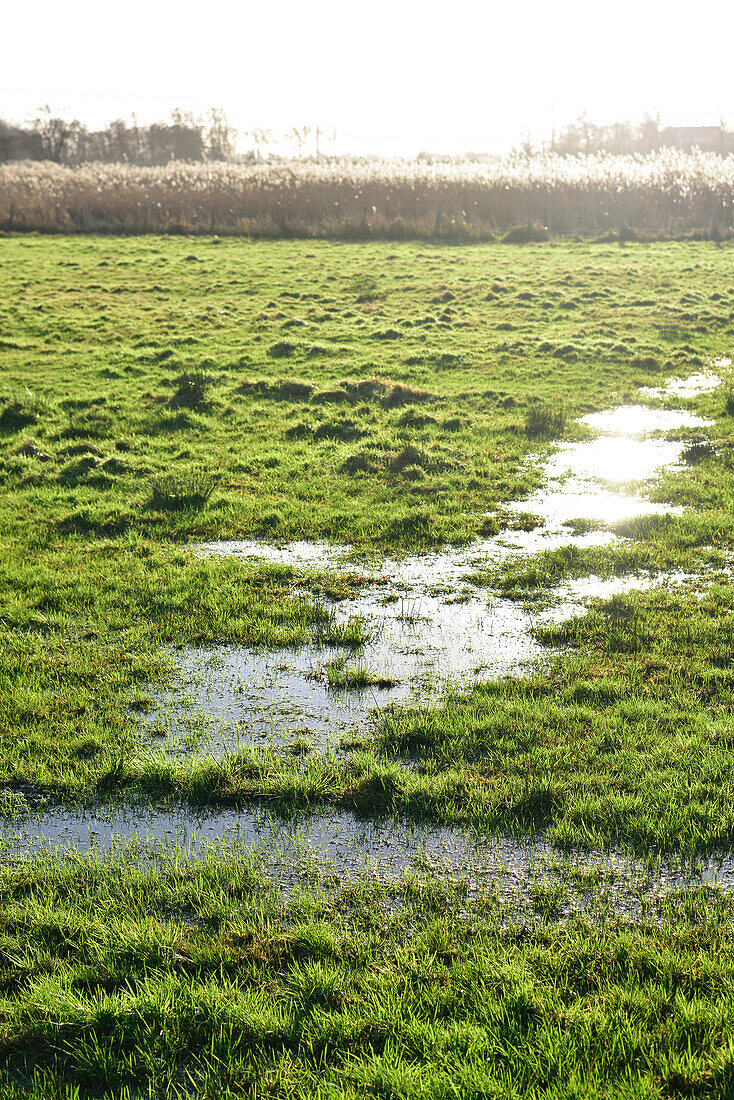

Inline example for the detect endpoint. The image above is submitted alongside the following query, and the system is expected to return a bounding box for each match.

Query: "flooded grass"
[4,236,734,1095]
[2,794,734,906]
[158,371,723,754]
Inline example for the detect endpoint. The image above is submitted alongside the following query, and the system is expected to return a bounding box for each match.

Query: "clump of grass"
[381,382,432,407]
[310,388,351,404]
[724,389,734,416]
[238,377,314,400]
[14,440,51,461]
[562,516,606,535]
[631,355,661,371]
[268,341,298,359]
[313,614,371,649]
[610,513,674,539]
[524,401,566,438]
[397,410,437,428]
[538,341,584,361]
[347,768,400,811]
[312,419,365,442]
[169,370,210,409]
[487,541,660,595]
[0,392,50,432]
[349,274,382,301]
[389,445,429,473]
[128,694,156,713]
[148,471,218,511]
[501,222,550,243]
[478,515,500,537]
[388,510,434,541]
[323,656,399,690]
[435,352,464,368]
[283,421,313,440]
[682,439,716,464]
[286,735,312,755]
[305,376,434,409]
[339,376,391,400]
[340,448,384,475]
[150,411,193,433]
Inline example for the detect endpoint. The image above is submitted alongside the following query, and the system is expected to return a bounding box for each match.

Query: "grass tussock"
[0,392,50,432]
[501,221,551,243]
[238,377,315,400]
[148,471,218,511]
[169,370,211,409]
[322,656,399,690]
[524,401,567,438]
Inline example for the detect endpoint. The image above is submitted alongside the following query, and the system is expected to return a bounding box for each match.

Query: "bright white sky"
[2,0,733,156]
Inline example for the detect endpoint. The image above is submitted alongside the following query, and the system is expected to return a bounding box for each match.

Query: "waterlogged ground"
[145,370,720,755]
[4,237,734,1096]
[3,797,734,919]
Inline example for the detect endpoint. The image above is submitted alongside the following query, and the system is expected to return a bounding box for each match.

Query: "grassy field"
[2,234,734,1095]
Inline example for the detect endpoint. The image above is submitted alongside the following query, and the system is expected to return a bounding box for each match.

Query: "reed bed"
[2,150,734,239]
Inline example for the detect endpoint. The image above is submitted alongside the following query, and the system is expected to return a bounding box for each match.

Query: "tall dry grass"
[1,152,733,239]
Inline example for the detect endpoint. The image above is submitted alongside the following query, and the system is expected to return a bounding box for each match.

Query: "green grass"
[2,234,734,1094]
[321,656,399,690]
[0,235,732,822]
[0,853,732,1098]
[524,400,567,438]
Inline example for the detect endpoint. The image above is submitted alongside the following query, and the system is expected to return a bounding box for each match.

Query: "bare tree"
[205,108,236,161]
[246,128,272,161]
[314,125,336,161]
[30,105,75,162]
[638,113,660,154]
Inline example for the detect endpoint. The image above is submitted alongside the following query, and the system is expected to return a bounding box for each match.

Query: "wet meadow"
[2,234,734,1095]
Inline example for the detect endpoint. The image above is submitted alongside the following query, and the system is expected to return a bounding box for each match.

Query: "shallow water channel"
[4,799,734,915]
[143,370,719,756]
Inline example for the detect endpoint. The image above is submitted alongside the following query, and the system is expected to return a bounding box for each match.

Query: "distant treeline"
[0,108,236,165]
[4,110,734,167]
[2,153,734,241]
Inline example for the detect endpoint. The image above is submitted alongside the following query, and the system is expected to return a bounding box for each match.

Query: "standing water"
[141,370,722,755]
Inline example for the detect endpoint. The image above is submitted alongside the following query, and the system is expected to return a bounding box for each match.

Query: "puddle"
[153,395,715,751]
[640,362,730,400]
[148,589,548,753]
[517,402,711,528]
[0,800,525,880]
[11,368,731,904]
[148,644,399,753]
[581,405,707,436]
[148,561,669,756]
[196,539,353,571]
[3,798,734,917]
[146,369,722,753]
